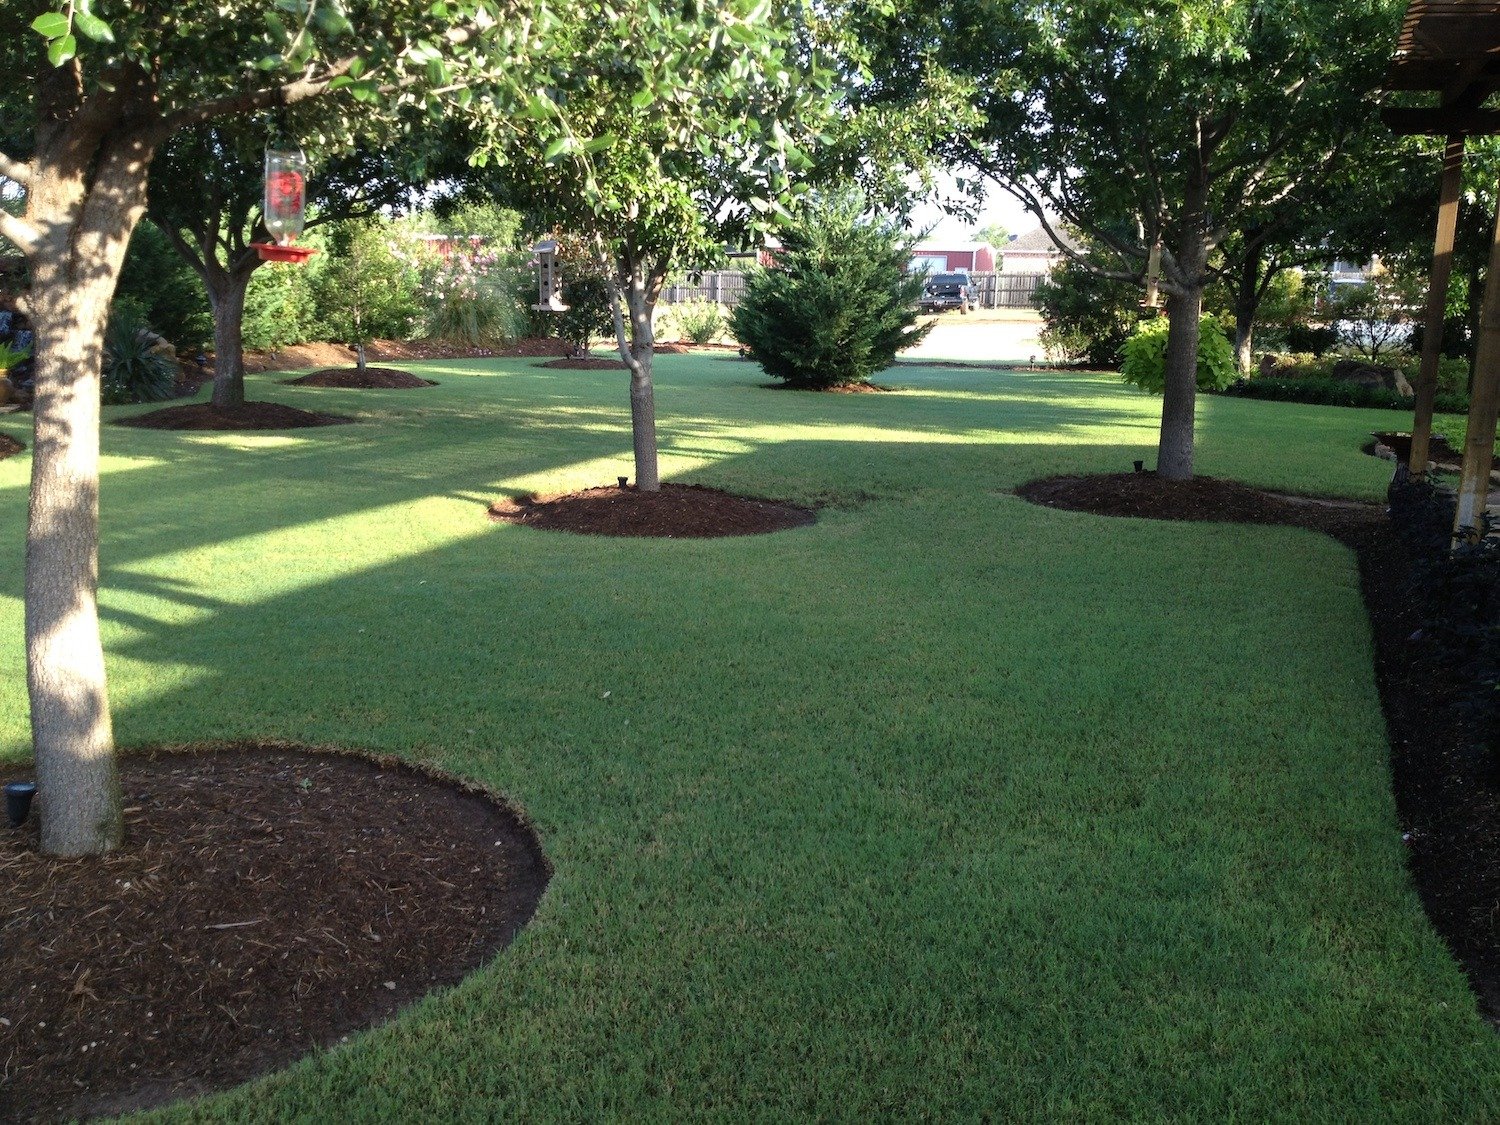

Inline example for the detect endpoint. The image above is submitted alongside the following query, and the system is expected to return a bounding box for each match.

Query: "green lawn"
[1,354,1496,1120]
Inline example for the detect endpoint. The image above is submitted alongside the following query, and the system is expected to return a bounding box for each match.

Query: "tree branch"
[158,59,362,138]
[0,152,32,187]
[0,211,40,257]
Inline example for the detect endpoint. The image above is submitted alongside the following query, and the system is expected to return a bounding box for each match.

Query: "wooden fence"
[656,269,1049,311]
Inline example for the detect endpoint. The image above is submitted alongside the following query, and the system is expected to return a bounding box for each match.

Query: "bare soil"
[282,368,437,389]
[489,483,815,538]
[1017,471,1500,1025]
[115,402,354,431]
[0,744,549,1122]
[0,433,21,459]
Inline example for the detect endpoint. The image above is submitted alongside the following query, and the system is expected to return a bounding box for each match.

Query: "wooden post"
[1411,134,1466,475]
[1451,183,1500,544]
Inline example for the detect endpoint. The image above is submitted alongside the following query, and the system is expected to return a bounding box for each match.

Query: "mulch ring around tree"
[1366,430,1500,473]
[0,744,549,1123]
[759,381,896,394]
[1016,471,1500,1026]
[0,434,22,459]
[489,483,816,538]
[114,402,354,431]
[538,357,628,370]
[281,367,437,389]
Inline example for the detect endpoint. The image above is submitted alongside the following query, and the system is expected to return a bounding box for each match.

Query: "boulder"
[1330,358,1412,397]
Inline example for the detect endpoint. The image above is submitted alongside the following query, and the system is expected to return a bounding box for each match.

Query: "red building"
[909,242,997,274]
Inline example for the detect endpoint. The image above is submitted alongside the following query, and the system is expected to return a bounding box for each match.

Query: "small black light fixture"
[618,476,628,489]
[5,781,36,827]
[1133,460,1145,473]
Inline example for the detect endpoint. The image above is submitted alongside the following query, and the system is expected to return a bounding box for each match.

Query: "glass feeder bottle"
[263,148,307,245]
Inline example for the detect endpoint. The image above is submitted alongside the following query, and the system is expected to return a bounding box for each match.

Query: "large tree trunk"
[25,67,157,855]
[1158,285,1205,480]
[207,264,255,411]
[611,255,665,492]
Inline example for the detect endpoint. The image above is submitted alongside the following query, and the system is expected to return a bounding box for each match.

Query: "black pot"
[5,781,36,827]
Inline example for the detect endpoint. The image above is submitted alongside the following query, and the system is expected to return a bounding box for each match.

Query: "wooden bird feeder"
[531,239,569,312]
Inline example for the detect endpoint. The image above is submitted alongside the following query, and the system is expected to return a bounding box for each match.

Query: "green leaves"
[30,2,113,65]
[30,12,70,39]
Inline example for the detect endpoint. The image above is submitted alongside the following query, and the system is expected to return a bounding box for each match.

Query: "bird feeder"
[252,148,317,264]
[1140,239,1162,309]
[531,239,569,312]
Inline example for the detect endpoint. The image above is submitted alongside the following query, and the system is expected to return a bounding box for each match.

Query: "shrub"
[102,302,177,404]
[556,261,615,353]
[1220,376,1467,414]
[1120,314,1236,395]
[670,298,727,345]
[1034,252,1143,367]
[421,252,528,346]
[1400,354,1470,398]
[314,220,423,355]
[730,192,930,389]
[243,236,327,350]
[114,220,212,349]
[1285,321,1339,357]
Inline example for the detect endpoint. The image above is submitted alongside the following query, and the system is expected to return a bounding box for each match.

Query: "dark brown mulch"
[1368,430,1500,473]
[759,381,895,394]
[489,483,815,538]
[1016,471,1500,1024]
[0,744,549,1123]
[282,367,437,389]
[0,433,22,459]
[539,357,628,370]
[114,402,354,431]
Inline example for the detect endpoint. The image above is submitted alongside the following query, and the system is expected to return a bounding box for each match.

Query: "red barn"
[909,242,997,274]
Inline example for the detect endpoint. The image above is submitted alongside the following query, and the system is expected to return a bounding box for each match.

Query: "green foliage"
[101,302,176,405]
[667,298,728,345]
[731,193,931,389]
[315,221,422,349]
[420,251,528,347]
[1223,376,1467,414]
[1035,257,1143,367]
[243,244,327,351]
[113,220,212,349]
[1328,269,1424,362]
[1120,314,1236,395]
[557,275,615,353]
[0,340,31,371]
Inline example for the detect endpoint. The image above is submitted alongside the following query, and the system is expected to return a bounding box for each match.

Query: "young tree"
[491,1,833,490]
[316,219,421,369]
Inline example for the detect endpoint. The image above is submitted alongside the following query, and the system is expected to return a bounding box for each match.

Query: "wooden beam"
[1451,180,1500,545]
[1410,134,1466,476]
[1382,106,1500,135]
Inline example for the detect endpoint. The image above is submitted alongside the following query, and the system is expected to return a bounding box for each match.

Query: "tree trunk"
[208,265,254,411]
[24,70,157,853]
[611,256,663,491]
[1158,285,1205,480]
[356,342,367,373]
[1232,249,1261,376]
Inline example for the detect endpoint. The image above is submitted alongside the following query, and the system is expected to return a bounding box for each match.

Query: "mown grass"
[1,354,1496,1120]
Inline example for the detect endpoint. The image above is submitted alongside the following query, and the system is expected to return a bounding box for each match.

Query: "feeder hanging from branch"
[252,148,317,264]
[532,239,569,312]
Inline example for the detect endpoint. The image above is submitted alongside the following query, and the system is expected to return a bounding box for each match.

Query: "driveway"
[903,309,1046,363]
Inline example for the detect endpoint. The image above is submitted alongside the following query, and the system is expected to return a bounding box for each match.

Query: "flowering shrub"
[419,251,527,346]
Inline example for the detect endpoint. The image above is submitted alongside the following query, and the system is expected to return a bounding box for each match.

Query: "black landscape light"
[5,781,36,827]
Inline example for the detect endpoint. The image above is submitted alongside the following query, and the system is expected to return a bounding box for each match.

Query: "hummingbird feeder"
[251,148,318,264]
[531,239,569,312]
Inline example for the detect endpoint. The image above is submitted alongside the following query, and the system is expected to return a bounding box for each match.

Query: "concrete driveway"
[902,309,1046,363]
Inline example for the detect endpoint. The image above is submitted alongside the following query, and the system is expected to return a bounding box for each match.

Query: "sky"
[903,169,1047,246]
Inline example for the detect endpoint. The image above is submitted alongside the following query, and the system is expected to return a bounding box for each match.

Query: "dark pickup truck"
[919,272,971,314]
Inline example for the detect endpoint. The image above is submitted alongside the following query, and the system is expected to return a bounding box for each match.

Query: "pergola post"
[1451,187,1500,544]
[1409,133,1465,476]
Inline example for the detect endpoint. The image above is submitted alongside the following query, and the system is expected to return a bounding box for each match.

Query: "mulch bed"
[115,402,354,431]
[759,381,895,394]
[0,745,549,1123]
[539,357,627,370]
[0,433,22,459]
[1368,430,1500,474]
[1017,471,1500,1025]
[488,483,815,538]
[282,368,437,389]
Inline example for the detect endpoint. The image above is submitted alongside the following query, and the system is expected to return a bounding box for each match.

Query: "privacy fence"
[657,270,1049,310]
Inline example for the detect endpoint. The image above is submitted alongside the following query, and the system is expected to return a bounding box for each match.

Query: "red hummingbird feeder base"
[251,242,318,264]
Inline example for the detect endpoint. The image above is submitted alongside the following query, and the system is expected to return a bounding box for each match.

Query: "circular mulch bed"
[0,433,22,459]
[539,357,627,370]
[1016,471,1500,1025]
[0,744,548,1122]
[759,381,894,394]
[488,483,815,538]
[282,368,437,389]
[115,402,354,431]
